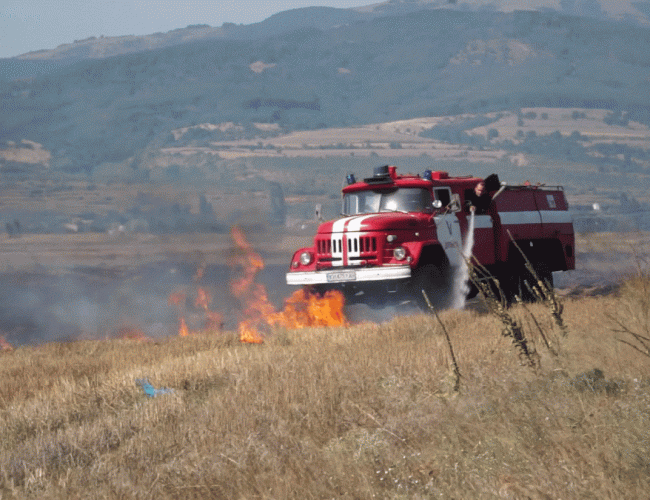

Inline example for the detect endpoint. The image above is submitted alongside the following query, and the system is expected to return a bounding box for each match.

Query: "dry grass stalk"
[508,234,568,338]
[517,300,559,356]
[611,249,650,357]
[422,289,461,393]
[469,262,540,369]
[615,326,650,358]
[528,271,568,338]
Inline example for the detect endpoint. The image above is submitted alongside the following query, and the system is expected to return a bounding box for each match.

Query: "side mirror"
[432,200,443,210]
[449,194,461,213]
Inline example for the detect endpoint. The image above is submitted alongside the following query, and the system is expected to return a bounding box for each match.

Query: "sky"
[0,0,372,59]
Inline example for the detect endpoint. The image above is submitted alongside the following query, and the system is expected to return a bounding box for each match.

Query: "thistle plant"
[468,261,539,370]
[508,233,568,338]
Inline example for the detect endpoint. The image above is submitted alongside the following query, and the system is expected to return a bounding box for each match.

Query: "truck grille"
[347,235,377,254]
[317,238,342,254]
[315,234,378,266]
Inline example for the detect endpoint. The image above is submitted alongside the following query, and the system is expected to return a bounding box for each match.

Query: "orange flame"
[230,227,274,343]
[239,320,264,344]
[0,335,13,352]
[195,287,210,310]
[116,327,152,342]
[168,281,223,337]
[164,227,347,343]
[178,317,189,337]
[230,226,264,299]
[269,289,346,329]
[230,227,347,343]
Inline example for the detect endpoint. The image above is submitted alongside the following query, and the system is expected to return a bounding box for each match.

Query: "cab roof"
[341,165,481,193]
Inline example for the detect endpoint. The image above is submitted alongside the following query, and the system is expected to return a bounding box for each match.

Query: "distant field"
[0,227,647,287]
[2,108,649,224]
[470,107,650,147]
[150,107,650,209]
[0,228,645,349]
[0,231,313,271]
[159,107,650,161]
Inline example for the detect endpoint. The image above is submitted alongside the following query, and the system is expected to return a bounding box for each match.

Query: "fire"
[269,289,346,329]
[0,335,13,352]
[168,284,223,337]
[230,227,347,343]
[229,227,272,343]
[164,226,347,343]
[178,317,189,337]
[116,327,152,342]
[230,226,264,298]
[194,287,210,310]
[239,321,264,344]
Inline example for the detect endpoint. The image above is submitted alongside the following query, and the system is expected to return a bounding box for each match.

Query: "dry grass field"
[1,233,649,499]
[0,231,309,271]
[159,107,650,165]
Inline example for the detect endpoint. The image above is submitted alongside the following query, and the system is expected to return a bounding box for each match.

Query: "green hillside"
[2,8,650,174]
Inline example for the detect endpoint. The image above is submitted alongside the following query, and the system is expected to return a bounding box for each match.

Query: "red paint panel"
[494,190,537,212]
[472,227,495,264]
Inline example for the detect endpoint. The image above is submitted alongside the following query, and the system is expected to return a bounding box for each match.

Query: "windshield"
[342,188,433,215]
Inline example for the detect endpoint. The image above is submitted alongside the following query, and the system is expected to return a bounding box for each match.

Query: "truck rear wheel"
[499,263,554,304]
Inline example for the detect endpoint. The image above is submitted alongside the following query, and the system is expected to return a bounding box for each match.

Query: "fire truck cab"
[286,165,574,308]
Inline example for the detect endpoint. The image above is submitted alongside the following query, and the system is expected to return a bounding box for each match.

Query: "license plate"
[326,270,356,282]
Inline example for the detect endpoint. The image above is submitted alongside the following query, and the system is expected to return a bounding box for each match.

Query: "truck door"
[431,188,462,267]
[434,212,463,267]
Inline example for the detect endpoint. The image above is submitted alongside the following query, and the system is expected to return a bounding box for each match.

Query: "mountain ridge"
[1,5,650,176]
[6,0,649,65]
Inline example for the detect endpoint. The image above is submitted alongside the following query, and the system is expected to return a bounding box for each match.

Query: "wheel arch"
[417,244,451,269]
[506,238,568,272]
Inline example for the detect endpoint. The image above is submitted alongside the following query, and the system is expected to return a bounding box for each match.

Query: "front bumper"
[286,265,412,286]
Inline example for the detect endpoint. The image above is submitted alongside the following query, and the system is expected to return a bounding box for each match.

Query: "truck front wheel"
[409,263,451,310]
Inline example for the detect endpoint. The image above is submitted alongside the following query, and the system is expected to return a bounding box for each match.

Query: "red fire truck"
[286,165,574,308]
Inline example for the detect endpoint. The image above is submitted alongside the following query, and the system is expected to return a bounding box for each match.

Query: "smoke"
[0,257,299,347]
[345,301,422,324]
[450,211,475,310]
[0,265,191,345]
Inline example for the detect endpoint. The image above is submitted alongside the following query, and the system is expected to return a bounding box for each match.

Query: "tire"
[501,263,554,304]
[410,263,451,310]
[465,282,479,300]
[535,264,554,291]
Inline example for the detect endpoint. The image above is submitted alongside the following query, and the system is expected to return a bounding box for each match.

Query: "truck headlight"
[299,251,312,266]
[393,247,406,261]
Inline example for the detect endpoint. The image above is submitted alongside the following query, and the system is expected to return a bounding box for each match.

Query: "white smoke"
[450,211,476,309]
